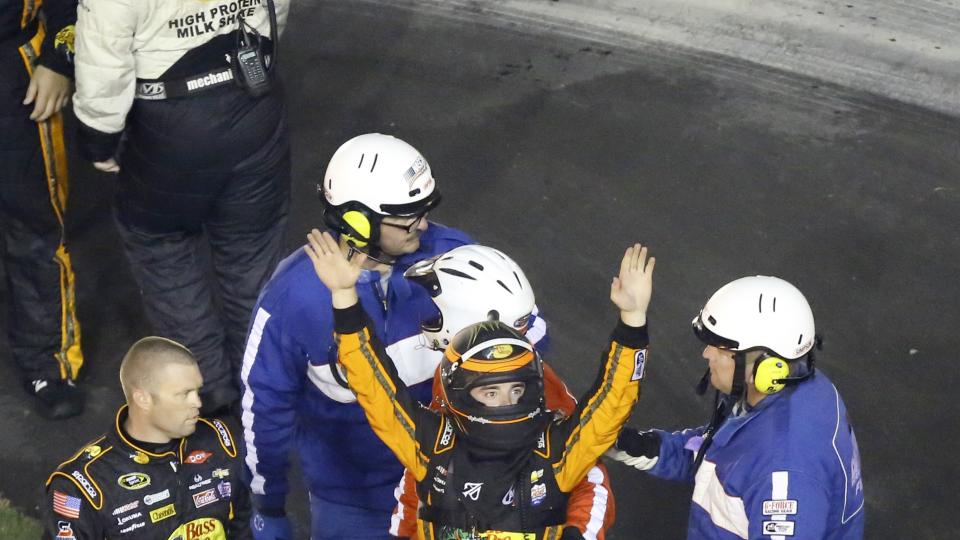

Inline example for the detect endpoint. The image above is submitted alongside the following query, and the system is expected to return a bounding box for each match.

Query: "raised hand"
[610,243,655,327]
[304,229,367,298]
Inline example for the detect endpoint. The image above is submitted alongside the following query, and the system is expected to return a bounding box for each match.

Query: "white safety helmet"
[692,276,815,360]
[320,133,441,248]
[404,245,535,350]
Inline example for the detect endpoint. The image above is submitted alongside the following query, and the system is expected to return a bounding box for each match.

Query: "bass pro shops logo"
[167,517,226,540]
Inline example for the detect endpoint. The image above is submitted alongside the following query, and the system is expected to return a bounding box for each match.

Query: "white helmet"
[321,133,441,248]
[692,276,815,360]
[404,245,535,350]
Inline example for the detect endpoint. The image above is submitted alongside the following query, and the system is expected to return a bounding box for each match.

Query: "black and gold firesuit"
[43,406,251,539]
[333,303,647,540]
[1,0,84,416]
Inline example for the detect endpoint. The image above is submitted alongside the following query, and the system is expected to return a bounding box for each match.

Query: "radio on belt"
[232,0,278,97]
[236,45,269,95]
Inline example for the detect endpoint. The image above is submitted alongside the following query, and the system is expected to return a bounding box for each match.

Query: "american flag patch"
[53,491,81,519]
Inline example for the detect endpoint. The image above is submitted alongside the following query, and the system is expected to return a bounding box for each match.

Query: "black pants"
[114,84,290,394]
[0,40,83,383]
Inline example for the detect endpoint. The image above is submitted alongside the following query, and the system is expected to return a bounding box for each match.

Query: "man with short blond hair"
[119,337,194,400]
[43,337,252,539]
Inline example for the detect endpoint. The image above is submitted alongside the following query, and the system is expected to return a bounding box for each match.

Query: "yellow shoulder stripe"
[46,446,113,510]
[199,417,238,458]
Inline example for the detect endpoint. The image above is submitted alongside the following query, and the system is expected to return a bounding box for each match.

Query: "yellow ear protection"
[340,210,372,248]
[752,353,791,394]
[321,200,380,249]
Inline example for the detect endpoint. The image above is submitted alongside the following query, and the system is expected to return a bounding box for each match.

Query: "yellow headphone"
[752,354,791,394]
[340,210,372,248]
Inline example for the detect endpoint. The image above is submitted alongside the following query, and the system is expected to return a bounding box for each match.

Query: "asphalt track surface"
[1,1,958,538]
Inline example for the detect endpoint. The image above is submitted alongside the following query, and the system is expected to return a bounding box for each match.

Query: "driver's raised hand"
[610,243,655,327]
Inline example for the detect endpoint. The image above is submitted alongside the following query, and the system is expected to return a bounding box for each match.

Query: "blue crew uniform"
[649,370,864,539]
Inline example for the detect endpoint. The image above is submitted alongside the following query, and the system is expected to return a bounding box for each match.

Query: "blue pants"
[310,495,395,540]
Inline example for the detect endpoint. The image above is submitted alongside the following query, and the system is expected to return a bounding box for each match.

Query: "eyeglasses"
[382,213,427,233]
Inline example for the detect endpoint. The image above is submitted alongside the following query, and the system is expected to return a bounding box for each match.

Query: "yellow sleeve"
[553,321,648,491]
[334,303,433,481]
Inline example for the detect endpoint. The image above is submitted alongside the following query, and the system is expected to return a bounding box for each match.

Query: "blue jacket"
[240,224,472,514]
[649,370,864,539]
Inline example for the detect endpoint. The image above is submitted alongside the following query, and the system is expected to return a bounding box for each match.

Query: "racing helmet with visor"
[438,321,546,451]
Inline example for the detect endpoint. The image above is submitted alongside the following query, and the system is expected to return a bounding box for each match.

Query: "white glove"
[604,428,661,471]
[604,448,659,471]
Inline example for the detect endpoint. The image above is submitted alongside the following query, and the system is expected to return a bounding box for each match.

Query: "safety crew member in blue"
[240,133,473,539]
[607,276,865,539]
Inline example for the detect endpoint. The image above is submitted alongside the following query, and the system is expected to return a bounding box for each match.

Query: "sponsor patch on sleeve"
[762,520,795,536]
[763,499,798,515]
[212,420,234,454]
[70,471,100,502]
[631,350,646,381]
[55,520,76,539]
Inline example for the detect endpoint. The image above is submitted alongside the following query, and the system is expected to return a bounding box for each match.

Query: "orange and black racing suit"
[333,303,647,539]
[390,364,617,539]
